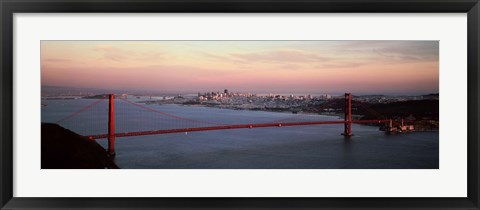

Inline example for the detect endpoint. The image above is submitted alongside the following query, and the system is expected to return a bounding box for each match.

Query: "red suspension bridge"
[53,93,404,156]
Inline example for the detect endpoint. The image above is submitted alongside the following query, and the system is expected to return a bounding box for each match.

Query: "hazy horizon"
[41,85,439,97]
[41,41,439,95]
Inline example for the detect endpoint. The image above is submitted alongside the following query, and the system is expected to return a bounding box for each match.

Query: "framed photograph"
[1,0,479,209]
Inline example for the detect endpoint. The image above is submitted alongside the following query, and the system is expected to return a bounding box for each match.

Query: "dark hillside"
[362,100,439,120]
[41,123,118,169]
[315,99,438,120]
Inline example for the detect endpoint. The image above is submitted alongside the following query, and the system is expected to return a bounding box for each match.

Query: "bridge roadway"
[87,119,390,139]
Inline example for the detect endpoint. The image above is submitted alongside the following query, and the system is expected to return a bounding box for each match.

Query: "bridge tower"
[342,93,353,137]
[108,94,116,156]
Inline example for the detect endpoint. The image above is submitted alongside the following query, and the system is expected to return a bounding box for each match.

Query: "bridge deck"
[88,119,390,139]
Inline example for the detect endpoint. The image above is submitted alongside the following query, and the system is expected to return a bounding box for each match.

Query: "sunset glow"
[41,41,439,95]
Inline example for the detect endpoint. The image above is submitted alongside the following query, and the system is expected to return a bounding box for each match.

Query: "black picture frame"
[1,0,479,209]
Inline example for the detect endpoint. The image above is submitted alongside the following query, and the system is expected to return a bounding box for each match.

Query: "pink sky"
[41,41,439,95]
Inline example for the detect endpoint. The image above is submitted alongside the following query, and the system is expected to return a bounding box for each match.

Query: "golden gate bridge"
[54,93,402,156]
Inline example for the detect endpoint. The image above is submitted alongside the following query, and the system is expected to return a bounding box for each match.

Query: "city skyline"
[41,41,439,95]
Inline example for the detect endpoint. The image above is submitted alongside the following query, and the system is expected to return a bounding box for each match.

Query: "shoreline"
[177,102,344,118]
[156,103,439,131]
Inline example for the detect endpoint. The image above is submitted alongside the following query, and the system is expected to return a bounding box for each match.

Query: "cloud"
[200,49,331,65]
[200,52,246,64]
[137,51,165,61]
[319,61,365,69]
[276,64,302,70]
[372,45,438,63]
[230,50,331,63]
[94,45,164,62]
[335,41,439,63]
[44,58,72,63]
[94,45,129,62]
